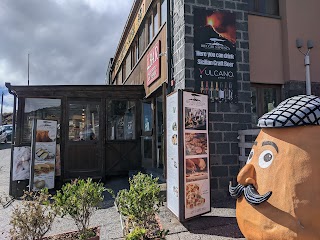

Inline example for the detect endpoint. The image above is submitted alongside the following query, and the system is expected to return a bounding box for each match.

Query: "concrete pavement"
[0,144,244,239]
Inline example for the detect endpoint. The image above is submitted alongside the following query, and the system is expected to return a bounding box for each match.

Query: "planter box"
[43,226,100,240]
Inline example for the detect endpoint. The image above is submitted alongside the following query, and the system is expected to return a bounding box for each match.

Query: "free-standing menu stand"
[30,119,57,191]
[166,90,211,221]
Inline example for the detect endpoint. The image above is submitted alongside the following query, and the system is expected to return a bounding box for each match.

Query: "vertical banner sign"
[183,92,210,219]
[30,120,57,191]
[194,8,237,103]
[166,92,180,218]
[146,40,161,87]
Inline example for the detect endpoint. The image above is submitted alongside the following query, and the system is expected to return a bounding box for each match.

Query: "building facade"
[109,0,320,198]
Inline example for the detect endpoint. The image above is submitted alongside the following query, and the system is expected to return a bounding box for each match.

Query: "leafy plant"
[53,178,111,239]
[116,172,165,238]
[125,226,146,240]
[9,189,57,240]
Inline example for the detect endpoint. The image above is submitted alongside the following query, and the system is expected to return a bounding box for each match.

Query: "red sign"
[146,41,161,86]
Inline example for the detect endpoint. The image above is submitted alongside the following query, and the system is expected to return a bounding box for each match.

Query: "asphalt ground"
[0,144,245,239]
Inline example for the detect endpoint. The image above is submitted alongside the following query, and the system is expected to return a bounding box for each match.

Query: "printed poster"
[12,147,31,181]
[31,120,57,191]
[183,91,210,219]
[166,92,180,218]
[194,8,237,103]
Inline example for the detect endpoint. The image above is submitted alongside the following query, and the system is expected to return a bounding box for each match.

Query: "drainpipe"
[166,0,173,94]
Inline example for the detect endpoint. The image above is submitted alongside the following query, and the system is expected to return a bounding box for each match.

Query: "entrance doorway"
[156,96,164,169]
[65,100,103,179]
[141,101,154,168]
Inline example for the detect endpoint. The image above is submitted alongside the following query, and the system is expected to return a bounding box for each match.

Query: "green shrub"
[125,227,146,240]
[10,189,57,240]
[116,172,165,238]
[53,178,110,239]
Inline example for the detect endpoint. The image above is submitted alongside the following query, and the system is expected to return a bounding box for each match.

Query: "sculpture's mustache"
[229,183,272,205]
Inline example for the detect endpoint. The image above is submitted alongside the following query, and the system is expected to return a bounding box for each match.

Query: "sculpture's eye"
[258,150,274,168]
[247,149,254,164]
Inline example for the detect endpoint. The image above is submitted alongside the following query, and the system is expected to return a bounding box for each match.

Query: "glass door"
[156,96,164,168]
[141,101,154,169]
[65,100,102,179]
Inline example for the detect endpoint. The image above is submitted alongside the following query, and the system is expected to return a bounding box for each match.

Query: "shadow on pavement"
[100,176,130,209]
[0,142,11,150]
[182,215,244,238]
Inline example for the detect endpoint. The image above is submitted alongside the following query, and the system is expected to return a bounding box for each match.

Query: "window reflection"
[23,98,61,143]
[143,102,153,132]
[107,100,136,140]
[68,103,99,141]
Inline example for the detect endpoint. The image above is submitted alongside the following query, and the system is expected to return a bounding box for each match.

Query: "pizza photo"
[186,183,206,209]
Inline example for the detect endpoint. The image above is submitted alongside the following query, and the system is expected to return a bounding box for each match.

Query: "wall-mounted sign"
[146,40,161,87]
[166,90,210,222]
[194,8,238,103]
[114,0,146,75]
[30,120,57,191]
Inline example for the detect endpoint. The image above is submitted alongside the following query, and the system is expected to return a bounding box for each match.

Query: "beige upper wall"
[249,0,320,85]
[248,15,284,84]
[282,0,320,83]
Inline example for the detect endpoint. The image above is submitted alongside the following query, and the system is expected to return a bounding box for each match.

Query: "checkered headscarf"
[257,95,320,128]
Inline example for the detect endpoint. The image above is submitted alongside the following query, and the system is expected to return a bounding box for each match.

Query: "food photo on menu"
[185,107,206,130]
[186,158,208,182]
[186,183,206,209]
[171,134,178,145]
[34,163,55,176]
[35,146,55,161]
[36,130,54,142]
[172,122,177,131]
[185,133,207,155]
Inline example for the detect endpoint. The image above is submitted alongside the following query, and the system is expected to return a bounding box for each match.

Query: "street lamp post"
[296,39,314,95]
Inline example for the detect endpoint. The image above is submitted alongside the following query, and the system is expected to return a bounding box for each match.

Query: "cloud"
[0,0,134,87]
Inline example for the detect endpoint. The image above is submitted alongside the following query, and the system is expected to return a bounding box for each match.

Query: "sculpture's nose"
[237,164,257,188]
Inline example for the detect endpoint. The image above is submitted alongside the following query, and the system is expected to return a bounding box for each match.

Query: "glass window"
[143,102,153,132]
[161,0,167,26]
[138,27,145,58]
[23,98,61,143]
[251,84,281,124]
[125,52,131,80]
[135,40,139,62]
[153,6,159,36]
[122,62,126,83]
[68,103,100,141]
[118,67,122,85]
[107,100,136,140]
[148,16,153,44]
[248,0,279,16]
[131,44,136,68]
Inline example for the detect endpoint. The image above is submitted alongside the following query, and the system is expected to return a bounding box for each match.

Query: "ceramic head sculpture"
[230,95,320,240]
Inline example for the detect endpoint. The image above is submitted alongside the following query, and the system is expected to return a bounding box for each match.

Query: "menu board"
[166,92,180,218]
[183,91,210,219]
[30,120,57,191]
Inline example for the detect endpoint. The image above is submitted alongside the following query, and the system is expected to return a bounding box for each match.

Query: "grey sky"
[0,0,134,113]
